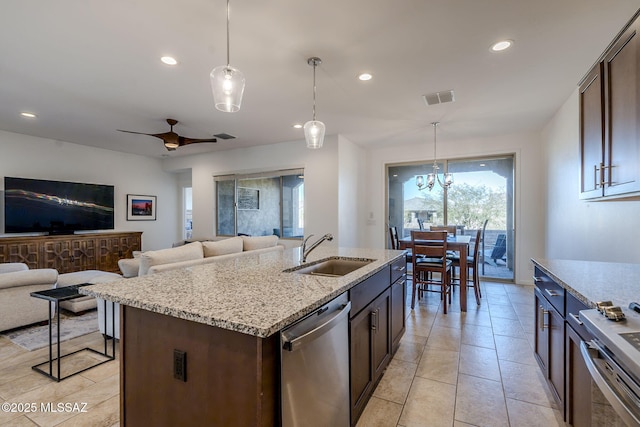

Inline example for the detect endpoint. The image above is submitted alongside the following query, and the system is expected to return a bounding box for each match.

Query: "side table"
[30,284,116,381]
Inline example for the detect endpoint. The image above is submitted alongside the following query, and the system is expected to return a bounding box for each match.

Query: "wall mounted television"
[4,177,115,235]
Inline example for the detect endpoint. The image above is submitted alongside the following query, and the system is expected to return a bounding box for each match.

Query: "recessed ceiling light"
[161,56,178,65]
[358,73,372,81]
[490,40,513,52]
[479,163,486,167]
[20,112,37,118]
[292,123,303,129]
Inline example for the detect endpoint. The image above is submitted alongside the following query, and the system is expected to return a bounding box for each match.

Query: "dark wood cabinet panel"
[579,63,605,199]
[0,232,141,273]
[390,277,406,354]
[533,267,565,412]
[371,289,391,382]
[579,10,640,199]
[350,304,374,421]
[604,19,640,197]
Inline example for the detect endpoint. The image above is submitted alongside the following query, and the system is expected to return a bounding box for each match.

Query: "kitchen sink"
[284,257,375,277]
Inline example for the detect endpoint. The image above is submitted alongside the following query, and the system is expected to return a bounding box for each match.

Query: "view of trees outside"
[446,183,506,230]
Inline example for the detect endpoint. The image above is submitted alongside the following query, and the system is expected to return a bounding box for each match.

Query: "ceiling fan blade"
[118,129,174,141]
[178,137,218,146]
[117,129,155,136]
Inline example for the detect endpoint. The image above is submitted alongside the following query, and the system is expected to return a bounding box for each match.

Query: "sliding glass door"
[216,169,304,239]
[388,156,514,281]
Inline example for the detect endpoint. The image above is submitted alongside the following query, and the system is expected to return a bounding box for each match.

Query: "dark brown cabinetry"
[533,268,565,410]
[579,10,640,199]
[0,232,141,273]
[349,256,406,425]
[565,293,593,426]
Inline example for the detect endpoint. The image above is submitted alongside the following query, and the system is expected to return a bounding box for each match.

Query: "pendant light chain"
[433,122,438,165]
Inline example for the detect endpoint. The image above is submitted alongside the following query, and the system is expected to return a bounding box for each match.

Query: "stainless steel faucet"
[301,233,334,262]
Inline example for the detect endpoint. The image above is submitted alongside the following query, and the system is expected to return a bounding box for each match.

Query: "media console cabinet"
[0,231,142,274]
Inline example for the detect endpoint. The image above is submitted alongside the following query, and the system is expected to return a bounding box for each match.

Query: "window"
[388,156,514,281]
[183,187,192,239]
[216,169,304,239]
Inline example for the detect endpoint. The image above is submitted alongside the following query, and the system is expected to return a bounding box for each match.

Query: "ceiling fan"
[118,119,217,151]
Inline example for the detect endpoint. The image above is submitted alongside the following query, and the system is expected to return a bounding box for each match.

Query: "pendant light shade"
[210,0,245,113]
[304,120,325,149]
[210,65,245,113]
[304,57,325,149]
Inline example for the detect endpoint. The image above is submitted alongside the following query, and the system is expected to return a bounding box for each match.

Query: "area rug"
[1,310,99,351]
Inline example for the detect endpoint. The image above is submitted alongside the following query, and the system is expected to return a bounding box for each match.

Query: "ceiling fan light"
[210,65,245,113]
[304,120,325,149]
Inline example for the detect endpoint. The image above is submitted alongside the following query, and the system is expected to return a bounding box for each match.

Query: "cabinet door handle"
[538,305,549,330]
[532,276,542,283]
[568,312,583,326]
[544,288,560,298]
[371,310,377,331]
[395,266,406,272]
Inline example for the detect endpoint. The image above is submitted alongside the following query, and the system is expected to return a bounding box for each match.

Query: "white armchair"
[0,263,58,332]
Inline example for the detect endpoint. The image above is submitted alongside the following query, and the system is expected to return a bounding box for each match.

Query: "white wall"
[365,131,545,285]
[338,135,366,248]
[0,130,180,250]
[542,89,640,263]
[163,136,342,247]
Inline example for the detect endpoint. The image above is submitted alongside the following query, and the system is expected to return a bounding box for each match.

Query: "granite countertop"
[81,246,404,338]
[531,258,640,308]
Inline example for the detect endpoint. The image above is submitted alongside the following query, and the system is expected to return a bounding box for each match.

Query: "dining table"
[398,236,470,312]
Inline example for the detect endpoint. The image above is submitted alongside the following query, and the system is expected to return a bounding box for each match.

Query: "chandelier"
[416,122,453,191]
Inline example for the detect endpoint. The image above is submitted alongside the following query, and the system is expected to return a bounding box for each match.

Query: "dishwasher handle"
[283,302,351,352]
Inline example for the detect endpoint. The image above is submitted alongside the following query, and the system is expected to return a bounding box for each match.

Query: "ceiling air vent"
[423,90,455,106]
[214,133,236,140]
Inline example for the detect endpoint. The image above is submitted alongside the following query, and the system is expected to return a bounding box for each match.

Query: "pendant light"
[416,122,453,191]
[210,0,245,113]
[304,57,325,149]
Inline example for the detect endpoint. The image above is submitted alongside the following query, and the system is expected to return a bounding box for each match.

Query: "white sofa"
[99,236,284,338]
[0,263,58,332]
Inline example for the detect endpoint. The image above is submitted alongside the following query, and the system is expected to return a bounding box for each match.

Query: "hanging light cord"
[312,61,317,121]
[432,122,439,167]
[226,0,230,67]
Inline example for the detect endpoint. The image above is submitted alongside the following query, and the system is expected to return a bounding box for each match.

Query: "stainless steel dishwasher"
[280,292,351,427]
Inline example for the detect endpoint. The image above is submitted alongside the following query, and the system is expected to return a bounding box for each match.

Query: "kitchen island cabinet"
[83,247,405,427]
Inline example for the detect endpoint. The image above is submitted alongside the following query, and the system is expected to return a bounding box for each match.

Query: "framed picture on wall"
[237,187,260,210]
[127,194,157,221]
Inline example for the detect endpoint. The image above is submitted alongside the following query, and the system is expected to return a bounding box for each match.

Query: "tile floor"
[0,281,564,427]
[356,281,565,427]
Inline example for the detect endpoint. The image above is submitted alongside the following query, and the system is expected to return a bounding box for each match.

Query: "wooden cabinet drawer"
[349,267,389,318]
[390,256,406,284]
[533,267,565,316]
[566,291,591,341]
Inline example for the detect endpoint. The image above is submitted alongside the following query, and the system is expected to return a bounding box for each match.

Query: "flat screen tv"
[4,177,114,234]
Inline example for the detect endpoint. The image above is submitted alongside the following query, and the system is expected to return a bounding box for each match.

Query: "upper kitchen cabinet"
[579,10,640,199]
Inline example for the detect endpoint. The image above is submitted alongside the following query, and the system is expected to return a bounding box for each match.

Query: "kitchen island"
[82,246,405,427]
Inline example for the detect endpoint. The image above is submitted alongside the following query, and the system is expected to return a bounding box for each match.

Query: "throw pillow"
[138,241,204,276]
[242,235,279,251]
[118,258,140,278]
[202,237,243,257]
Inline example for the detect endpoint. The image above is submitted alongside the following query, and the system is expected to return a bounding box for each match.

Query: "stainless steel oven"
[580,308,640,427]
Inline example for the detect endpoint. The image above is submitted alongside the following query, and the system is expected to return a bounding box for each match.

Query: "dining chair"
[417,218,425,230]
[429,225,457,237]
[450,229,482,304]
[411,230,452,313]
